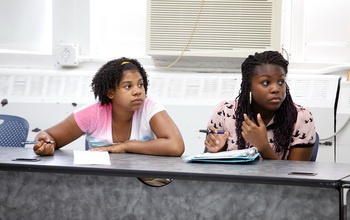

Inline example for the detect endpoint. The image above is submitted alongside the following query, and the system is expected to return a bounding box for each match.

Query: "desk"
[0,147,349,220]
[341,176,350,220]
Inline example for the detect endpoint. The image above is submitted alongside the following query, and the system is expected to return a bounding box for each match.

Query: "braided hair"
[91,57,149,106]
[235,51,297,153]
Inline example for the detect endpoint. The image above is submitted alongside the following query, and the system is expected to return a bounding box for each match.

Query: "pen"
[21,141,55,145]
[199,129,225,134]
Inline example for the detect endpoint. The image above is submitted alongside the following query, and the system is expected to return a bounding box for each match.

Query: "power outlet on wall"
[56,44,79,67]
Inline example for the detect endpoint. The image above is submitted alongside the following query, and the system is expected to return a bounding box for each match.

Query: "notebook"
[183,147,260,163]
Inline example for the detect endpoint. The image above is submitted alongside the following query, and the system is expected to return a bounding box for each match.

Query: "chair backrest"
[0,114,30,147]
[310,132,319,162]
[85,137,89,151]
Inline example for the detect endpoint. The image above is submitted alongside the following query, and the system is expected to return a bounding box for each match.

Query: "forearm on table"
[257,144,280,160]
[123,138,184,156]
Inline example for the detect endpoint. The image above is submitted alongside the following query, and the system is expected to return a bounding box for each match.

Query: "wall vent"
[146,0,283,61]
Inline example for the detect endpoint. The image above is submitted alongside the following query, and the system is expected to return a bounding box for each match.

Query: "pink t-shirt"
[207,100,316,159]
[74,98,165,149]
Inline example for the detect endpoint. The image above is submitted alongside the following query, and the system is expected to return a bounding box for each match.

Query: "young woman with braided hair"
[33,57,184,156]
[205,51,316,160]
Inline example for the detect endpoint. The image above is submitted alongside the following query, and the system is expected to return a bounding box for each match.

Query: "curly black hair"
[235,51,297,153]
[91,57,149,105]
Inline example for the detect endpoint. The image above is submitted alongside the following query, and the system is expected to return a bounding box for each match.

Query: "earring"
[249,92,252,104]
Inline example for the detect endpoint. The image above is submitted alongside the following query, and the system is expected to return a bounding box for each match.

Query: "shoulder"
[291,103,316,146]
[215,100,237,111]
[136,98,165,120]
[293,103,315,134]
[73,101,111,132]
[75,101,109,115]
[74,102,112,122]
[143,97,160,106]
[294,104,314,119]
[142,98,164,111]
[209,100,236,123]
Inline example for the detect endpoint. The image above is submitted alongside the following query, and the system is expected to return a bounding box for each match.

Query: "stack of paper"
[184,147,260,163]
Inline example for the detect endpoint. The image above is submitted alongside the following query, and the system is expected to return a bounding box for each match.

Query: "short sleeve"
[207,100,233,130]
[131,98,165,141]
[74,102,110,134]
[207,100,239,150]
[290,105,316,147]
[144,98,165,121]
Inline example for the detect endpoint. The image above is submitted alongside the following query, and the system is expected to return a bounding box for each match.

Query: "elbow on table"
[169,140,185,157]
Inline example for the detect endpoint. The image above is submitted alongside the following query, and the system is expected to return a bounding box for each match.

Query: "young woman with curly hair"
[34,57,184,156]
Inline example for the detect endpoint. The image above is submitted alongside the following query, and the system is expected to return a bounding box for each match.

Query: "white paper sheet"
[191,147,258,159]
[73,150,111,165]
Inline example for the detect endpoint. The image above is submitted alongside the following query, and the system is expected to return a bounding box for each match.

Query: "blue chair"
[310,132,319,162]
[85,137,89,150]
[0,114,30,147]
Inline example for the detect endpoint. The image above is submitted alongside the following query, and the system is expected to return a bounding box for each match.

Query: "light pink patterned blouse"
[207,100,316,159]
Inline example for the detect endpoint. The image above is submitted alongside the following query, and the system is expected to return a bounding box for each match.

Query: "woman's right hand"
[204,126,230,153]
[33,132,56,156]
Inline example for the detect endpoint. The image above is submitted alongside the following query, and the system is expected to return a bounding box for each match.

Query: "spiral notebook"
[184,147,260,163]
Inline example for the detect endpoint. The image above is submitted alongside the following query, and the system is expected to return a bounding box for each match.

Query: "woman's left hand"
[90,143,126,153]
[241,113,269,150]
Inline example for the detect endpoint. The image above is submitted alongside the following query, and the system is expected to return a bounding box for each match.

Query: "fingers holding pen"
[204,126,230,152]
[33,138,55,156]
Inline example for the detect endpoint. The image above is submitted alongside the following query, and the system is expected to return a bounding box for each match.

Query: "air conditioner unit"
[146,0,283,62]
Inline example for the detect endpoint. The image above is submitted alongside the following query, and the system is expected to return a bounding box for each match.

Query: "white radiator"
[335,78,350,163]
[0,68,95,151]
[287,74,340,162]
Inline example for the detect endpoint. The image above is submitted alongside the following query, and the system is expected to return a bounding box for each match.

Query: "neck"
[250,105,275,125]
[112,105,134,123]
[112,115,133,143]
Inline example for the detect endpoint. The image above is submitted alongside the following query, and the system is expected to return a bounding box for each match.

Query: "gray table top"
[1,147,350,188]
